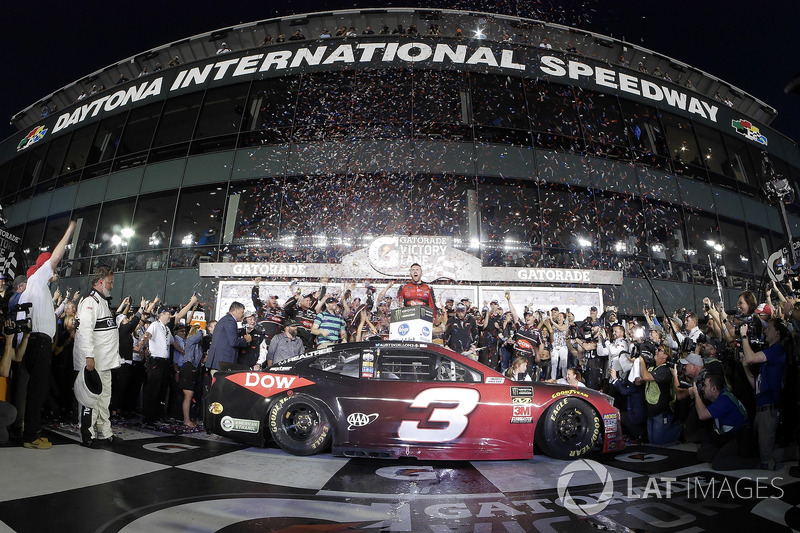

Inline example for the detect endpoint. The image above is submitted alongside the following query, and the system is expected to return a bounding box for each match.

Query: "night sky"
[2,0,798,144]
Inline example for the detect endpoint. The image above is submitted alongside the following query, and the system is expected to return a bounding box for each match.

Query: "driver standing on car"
[397,263,436,310]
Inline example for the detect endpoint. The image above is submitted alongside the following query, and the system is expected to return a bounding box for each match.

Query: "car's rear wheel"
[268,394,332,456]
[536,397,602,459]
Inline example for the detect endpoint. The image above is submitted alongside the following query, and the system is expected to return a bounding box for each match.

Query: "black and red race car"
[204,341,625,460]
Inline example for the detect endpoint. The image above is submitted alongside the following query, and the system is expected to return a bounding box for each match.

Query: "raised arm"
[49,221,77,270]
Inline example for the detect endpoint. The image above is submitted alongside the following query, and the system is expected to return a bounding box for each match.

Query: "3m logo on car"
[226,373,314,399]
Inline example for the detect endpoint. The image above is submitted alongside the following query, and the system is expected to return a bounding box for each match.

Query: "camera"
[679,332,707,355]
[736,313,765,351]
[11,302,33,334]
[630,340,656,367]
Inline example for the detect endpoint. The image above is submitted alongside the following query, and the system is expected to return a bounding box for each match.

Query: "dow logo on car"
[347,412,379,430]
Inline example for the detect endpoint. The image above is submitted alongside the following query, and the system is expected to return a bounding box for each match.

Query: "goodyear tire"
[536,397,601,460]
[268,394,332,456]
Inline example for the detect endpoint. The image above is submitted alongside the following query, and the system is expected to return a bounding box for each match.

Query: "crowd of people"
[1,225,798,474]
[485,283,799,473]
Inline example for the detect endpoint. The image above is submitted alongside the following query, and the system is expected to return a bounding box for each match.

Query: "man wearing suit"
[205,301,251,371]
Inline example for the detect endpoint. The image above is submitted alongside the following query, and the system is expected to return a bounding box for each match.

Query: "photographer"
[740,319,788,471]
[638,344,682,445]
[1,318,30,445]
[692,374,752,471]
[609,366,646,442]
[721,291,757,343]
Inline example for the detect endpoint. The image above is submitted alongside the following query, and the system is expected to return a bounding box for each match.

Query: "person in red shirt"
[397,263,436,309]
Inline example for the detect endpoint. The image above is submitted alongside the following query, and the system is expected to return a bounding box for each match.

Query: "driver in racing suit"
[397,263,436,312]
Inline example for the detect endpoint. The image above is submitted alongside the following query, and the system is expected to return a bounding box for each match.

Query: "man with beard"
[236,310,265,369]
[397,263,436,310]
[265,320,305,367]
[284,284,326,351]
[73,267,121,448]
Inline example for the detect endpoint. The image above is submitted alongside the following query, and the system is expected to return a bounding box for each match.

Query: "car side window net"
[309,350,360,378]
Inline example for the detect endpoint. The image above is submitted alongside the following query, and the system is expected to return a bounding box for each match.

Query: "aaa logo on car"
[347,412,379,430]
[226,372,314,399]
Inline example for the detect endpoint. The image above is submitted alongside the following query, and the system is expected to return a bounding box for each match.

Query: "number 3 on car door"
[397,388,480,442]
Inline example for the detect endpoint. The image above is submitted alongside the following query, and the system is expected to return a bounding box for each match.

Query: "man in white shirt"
[20,221,75,449]
[142,307,174,426]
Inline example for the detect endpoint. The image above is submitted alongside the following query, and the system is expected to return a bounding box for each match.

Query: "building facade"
[2,8,799,314]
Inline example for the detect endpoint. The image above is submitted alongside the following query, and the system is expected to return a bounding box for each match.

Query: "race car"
[204,341,625,460]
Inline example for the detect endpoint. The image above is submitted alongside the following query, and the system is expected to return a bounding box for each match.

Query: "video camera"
[10,302,33,334]
[630,340,657,367]
[735,313,765,351]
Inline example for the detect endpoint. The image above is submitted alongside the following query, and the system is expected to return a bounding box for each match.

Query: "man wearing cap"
[19,220,75,449]
[397,263,436,310]
[264,319,304,367]
[237,310,265,369]
[311,297,347,349]
[284,285,326,351]
[74,266,120,448]
[8,275,27,313]
[445,302,478,356]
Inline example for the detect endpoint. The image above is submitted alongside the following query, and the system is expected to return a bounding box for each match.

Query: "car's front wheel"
[536,397,602,459]
[268,394,333,456]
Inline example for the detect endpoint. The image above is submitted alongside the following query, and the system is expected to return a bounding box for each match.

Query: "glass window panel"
[116,102,163,156]
[694,123,728,178]
[86,114,126,165]
[684,210,720,285]
[412,70,465,125]
[151,92,203,147]
[719,218,751,274]
[194,83,249,139]
[643,201,689,282]
[71,205,101,259]
[353,68,412,126]
[171,185,226,248]
[525,79,582,137]
[22,145,47,188]
[620,100,670,170]
[244,76,300,131]
[294,71,355,140]
[129,191,178,251]
[540,184,597,268]
[38,134,70,181]
[747,227,772,280]
[60,123,96,174]
[479,178,539,266]
[661,112,704,179]
[721,133,758,185]
[224,177,284,256]
[5,153,29,196]
[21,219,46,266]
[41,212,72,255]
[471,74,528,129]
[95,198,135,256]
[575,88,627,154]
[0,161,11,198]
[407,175,472,239]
